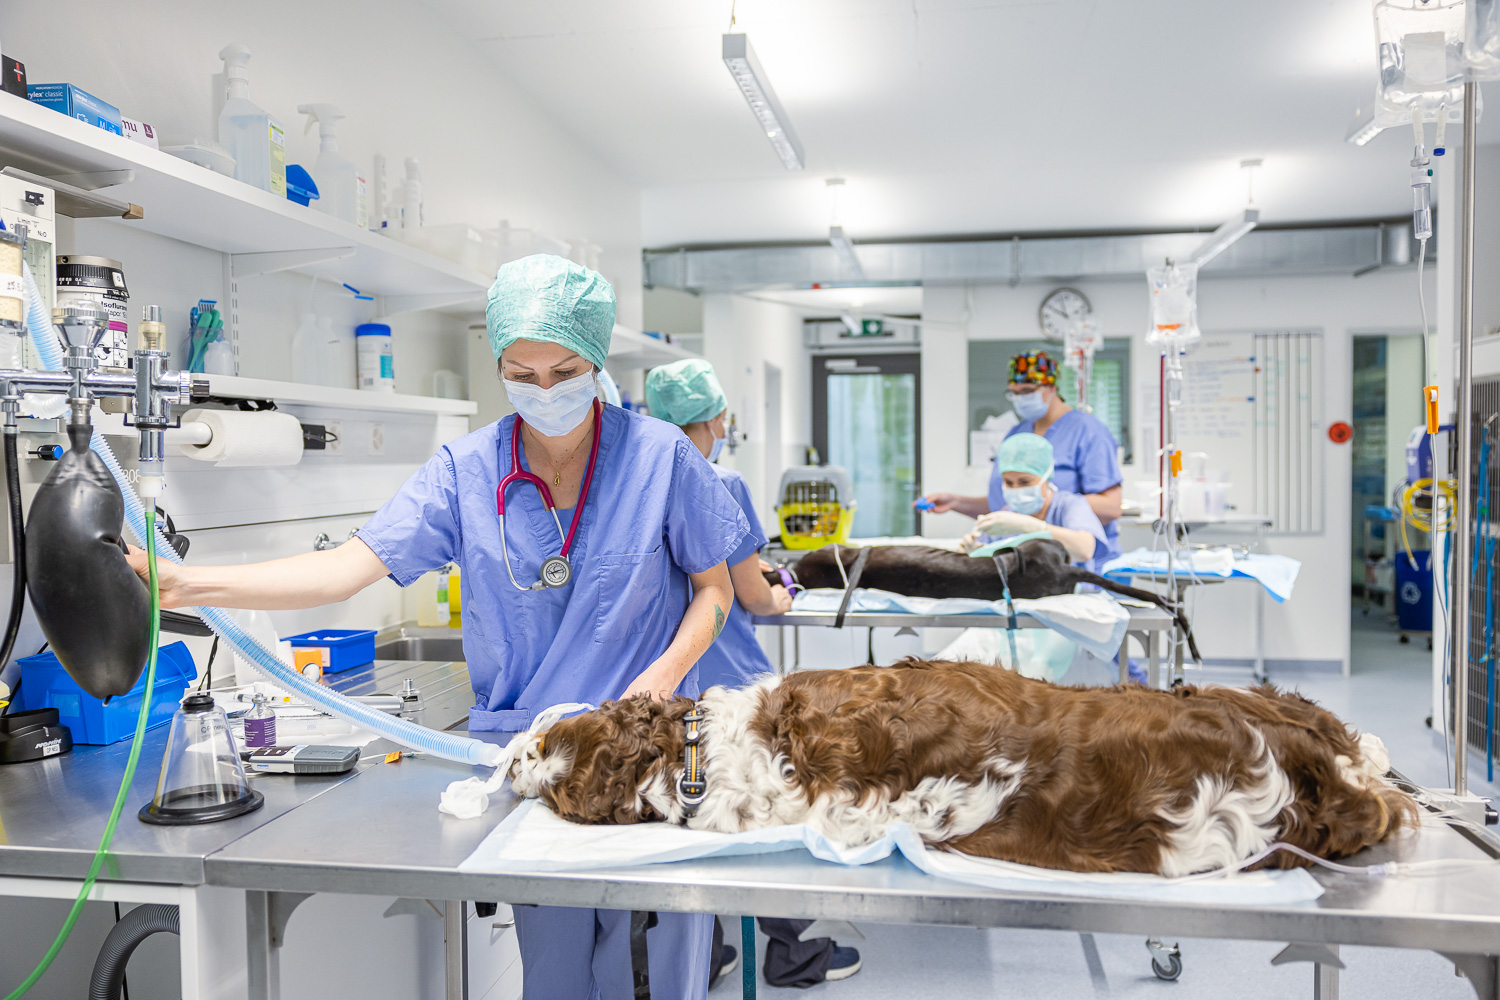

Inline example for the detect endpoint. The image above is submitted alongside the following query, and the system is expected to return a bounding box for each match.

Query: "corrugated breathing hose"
[88,903,179,1000]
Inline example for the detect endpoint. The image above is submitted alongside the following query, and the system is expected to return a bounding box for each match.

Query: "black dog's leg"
[1063,569,1205,666]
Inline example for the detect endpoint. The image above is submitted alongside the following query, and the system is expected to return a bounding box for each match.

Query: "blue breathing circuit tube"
[21,265,501,769]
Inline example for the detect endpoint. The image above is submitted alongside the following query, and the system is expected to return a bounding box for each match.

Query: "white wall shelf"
[205,375,477,415]
[0,93,490,306]
[607,324,700,369]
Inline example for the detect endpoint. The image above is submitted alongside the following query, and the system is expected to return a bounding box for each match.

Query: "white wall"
[699,294,812,534]
[2,1,643,653]
[922,267,1436,672]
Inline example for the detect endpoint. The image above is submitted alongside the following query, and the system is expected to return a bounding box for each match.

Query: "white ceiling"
[747,286,923,317]
[420,0,1498,247]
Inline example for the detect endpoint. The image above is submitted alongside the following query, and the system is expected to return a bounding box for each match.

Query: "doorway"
[1350,333,1426,617]
[763,362,783,525]
[812,352,921,538]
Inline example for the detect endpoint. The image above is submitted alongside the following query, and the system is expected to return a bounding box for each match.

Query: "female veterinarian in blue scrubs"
[133,255,749,1000]
[644,359,864,989]
[925,350,1123,552]
[966,433,1119,574]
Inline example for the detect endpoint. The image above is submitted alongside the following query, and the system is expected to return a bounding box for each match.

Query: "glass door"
[813,353,921,538]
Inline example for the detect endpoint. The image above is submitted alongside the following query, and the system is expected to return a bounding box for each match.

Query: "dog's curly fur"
[510,660,1416,876]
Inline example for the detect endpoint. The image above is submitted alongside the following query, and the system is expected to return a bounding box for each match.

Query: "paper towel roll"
[177,408,304,467]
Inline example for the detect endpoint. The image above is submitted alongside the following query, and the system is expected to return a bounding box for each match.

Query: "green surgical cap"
[645,359,728,426]
[486,254,615,368]
[995,432,1054,479]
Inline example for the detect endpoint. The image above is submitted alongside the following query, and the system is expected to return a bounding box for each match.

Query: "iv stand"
[1452,80,1478,797]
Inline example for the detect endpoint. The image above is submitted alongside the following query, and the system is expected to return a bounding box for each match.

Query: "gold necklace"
[529,422,592,487]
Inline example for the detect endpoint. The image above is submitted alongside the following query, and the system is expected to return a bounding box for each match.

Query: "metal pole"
[1454,80,1479,796]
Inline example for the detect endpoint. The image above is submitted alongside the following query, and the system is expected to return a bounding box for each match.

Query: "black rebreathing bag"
[25,424,150,701]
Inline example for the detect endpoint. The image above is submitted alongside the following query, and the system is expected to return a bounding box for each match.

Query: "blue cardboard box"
[27,83,122,135]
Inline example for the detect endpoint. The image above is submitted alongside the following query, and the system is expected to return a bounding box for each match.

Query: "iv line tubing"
[2,512,162,999]
[0,431,25,687]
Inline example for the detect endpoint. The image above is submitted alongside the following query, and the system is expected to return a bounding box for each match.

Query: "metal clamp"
[313,528,360,551]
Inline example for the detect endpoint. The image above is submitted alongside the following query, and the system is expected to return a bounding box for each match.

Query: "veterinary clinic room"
[10,1,1500,998]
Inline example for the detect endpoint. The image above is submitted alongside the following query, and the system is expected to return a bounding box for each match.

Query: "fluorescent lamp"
[829,226,864,278]
[1346,110,1383,146]
[723,33,805,171]
[1190,207,1260,267]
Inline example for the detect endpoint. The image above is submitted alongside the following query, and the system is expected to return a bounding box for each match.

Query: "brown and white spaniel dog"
[509,660,1416,876]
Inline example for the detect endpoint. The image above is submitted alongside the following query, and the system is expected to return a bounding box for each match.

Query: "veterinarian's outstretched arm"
[621,561,734,701]
[920,493,991,518]
[728,554,793,616]
[1084,485,1123,525]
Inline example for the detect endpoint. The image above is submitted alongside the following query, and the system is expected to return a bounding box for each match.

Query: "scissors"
[496,400,602,591]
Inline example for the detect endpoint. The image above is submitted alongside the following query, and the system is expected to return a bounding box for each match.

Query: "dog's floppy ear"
[542,696,695,824]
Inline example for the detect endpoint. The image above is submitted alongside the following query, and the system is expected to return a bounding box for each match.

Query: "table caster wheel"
[1151,954,1183,981]
[1145,938,1182,982]
[1399,633,1410,644]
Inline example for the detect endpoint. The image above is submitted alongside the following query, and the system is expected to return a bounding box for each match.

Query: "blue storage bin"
[16,642,196,745]
[283,629,376,674]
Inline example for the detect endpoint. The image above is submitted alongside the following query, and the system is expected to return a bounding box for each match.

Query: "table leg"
[1255,585,1267,681]
[793,626,801,672]
[1439,951,1500,1000]
[1118,632,1130,685]
[742,915,757,999]
[1149,630,1161,689]
[1314,947,1339,1000]
[245,890,311,1000]
[445,900,469,1000]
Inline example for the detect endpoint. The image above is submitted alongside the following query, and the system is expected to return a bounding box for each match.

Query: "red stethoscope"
[496,399,602,591]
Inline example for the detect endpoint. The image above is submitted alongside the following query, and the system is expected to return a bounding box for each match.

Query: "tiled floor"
[716,611,1486,998]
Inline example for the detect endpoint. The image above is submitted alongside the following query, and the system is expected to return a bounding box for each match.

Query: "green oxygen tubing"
[18,262,502,770]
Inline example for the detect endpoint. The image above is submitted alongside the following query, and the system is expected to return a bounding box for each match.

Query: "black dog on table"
[765,540,1202,665]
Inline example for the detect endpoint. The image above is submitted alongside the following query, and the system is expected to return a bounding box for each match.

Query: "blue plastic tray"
[283,629,377,674]
[16,642,196,745]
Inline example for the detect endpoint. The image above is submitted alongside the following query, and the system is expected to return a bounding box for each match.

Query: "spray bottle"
[401,158,424,229]
[297,104,366,227]
[216,44,286,196]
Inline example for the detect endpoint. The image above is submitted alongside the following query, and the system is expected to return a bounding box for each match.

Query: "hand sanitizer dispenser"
[216,44,286,197]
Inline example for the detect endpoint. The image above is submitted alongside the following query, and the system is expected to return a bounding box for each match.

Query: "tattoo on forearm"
[713,604,725,639]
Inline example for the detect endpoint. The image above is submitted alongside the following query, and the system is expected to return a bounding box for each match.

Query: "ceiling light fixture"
[1345,106,1383,146]
[723,33,805,171]
[829,226,864,279]
[1190,160,1261,267]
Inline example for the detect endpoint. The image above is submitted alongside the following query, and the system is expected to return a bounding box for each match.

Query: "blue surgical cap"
[645,359,728,426]
[485,254,615,369]
[995,433,1054,479]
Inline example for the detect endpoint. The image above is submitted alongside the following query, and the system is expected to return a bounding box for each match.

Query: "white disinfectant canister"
[355,323,394,392]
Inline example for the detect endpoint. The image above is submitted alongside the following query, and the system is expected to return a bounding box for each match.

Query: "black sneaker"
[825,946,861,981]
[712,945,740,989]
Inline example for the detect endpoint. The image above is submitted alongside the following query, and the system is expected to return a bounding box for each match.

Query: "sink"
[374,625,465,663]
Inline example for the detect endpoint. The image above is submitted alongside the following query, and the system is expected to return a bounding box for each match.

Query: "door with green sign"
[813,353,921,538]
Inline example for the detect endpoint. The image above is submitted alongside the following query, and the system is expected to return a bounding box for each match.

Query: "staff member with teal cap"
[645,358,864,989]
[130,254,749,999]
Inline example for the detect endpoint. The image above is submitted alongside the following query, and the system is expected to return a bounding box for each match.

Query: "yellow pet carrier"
[775,466,857,550]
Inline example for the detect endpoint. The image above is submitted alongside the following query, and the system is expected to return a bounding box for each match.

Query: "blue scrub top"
[359,405,751,733]
[993,409,1123,549]
[696,466,776,690]
[986,486,1117,575]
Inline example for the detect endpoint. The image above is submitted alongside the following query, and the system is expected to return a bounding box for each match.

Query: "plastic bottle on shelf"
[290,312,321,383]
[355,323,395,392]
[322,316,357,389]
[401,158,423,229]
[371,153,388,232]
[216,44,286,196]
[202,335,235,376]
[297,104,366,227]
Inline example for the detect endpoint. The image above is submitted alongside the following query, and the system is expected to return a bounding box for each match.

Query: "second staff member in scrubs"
[643,359,863,989]
[131,255,747,1000]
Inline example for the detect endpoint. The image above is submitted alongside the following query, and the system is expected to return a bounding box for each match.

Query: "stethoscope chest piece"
[539,555,573,588]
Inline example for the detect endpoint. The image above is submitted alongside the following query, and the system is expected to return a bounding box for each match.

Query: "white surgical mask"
[1008,390,1049,422]
[504,371,599,437]
[707,432,726,463]
[1002,484,1046,515]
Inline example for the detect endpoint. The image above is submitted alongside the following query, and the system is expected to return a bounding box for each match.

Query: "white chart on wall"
[1137,330,1323,534]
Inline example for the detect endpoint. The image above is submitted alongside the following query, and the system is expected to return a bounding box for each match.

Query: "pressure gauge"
[1038,287,1092,343]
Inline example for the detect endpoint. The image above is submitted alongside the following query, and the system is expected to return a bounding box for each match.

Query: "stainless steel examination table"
[4,650,1500,1000]
[755,604,1179,687]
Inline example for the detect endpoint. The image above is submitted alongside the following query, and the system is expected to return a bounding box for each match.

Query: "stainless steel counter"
[0,656,472,885]
[753,605,1174,630]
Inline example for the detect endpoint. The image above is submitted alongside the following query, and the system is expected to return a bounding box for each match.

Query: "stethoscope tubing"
[495,400,603,590]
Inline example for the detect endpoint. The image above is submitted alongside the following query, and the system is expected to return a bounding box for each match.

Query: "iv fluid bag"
[1373,0,1468,125]
[1468,0,1500,80]
[1146,262,1201,347]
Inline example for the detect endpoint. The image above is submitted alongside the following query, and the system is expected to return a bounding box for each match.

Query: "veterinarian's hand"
[975,510,1049,537]
[758,557,774,573]
[921,492,962,513]
[959,529,984,554]
[622,662,680,702]
[768,583,794,614]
